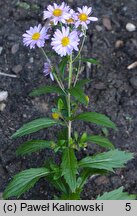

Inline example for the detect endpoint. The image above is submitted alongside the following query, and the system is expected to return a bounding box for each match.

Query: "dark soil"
[0,0,137,200]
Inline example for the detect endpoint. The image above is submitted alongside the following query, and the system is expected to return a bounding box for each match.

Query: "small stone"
[12,65,22,74]
[95,176,109,186]
[11,43,19,54]
[130,76,137,89]
[29,57,34,63]
[103,17,112,30]
[0,46,3,55]
[0,91,8,102]
[95,25,103,32]
[115,40,124,48]
[0,103,6,111]
[23,113,27,118]
[126,23,136,32]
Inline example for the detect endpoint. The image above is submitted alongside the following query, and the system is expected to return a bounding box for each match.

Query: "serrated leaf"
[69,86,87,105]
[79,149,134,171]
[16,140,52,156]
[29,86,64,97]
[97,187,136,200]
[11,118,58,138]
[87,135,115,150]
[74,112,116,129]
[3,168,50,199]
[81,58,99,65]
[61,148,78,192]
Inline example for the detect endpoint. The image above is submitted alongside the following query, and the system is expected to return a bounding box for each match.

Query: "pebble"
[103,17,112,30]
[0,103,6,111]
[12,64,22,74]
[130,76,137,89]
[126,23,136,32]
[115,40,124,48]
[11,43,19,54]
[29,57,34,63]
[95,25,103,32]
[0,91,8,102]
[0,46,3,55]
[95,176,109,185]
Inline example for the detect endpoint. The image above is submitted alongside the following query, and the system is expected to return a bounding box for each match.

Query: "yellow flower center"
[78,13,88,22]
[52,112,60,120]
[32,32,40,40]
[61,37,70,47]
[53,9,62,17]
[66,18,74,24]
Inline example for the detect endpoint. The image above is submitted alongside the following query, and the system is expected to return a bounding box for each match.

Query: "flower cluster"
[23,2,98,52]
[22,2,98,80]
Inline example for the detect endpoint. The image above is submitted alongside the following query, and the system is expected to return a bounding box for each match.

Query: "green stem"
[40,47,51,65]
[68,54,73,143]
[72,30,86,63]
[73,54,82,86]
[73,31,86,86]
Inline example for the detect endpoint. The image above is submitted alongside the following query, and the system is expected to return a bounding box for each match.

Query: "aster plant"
[4,2,136,200]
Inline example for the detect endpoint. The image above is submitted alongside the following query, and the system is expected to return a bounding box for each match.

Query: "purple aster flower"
[43,2,70,25]
[43,62,54,81]
[66,9,77,24]
[23,24,49,49]
[51,27,80,57]
[75,6,98,29]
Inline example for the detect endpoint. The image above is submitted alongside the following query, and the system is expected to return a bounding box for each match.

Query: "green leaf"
[81,58,99,65]
[86,135,115,150]
[75,79,90,87]
[29,86,64,97]
[74,112,117,129]
[97,187,136,200]
[79,149,134,171]
[69,86,87,105]
[58,98,64,111]
[61,148,78,193]
[11,118,58,138]
[60,192,81,200]
[46,175,68,194]
[16,140,52,156]
[3,168,50,199]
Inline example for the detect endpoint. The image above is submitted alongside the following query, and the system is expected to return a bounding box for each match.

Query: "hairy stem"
[68,54,73,143]
[73,53,82,86]
[73,31,86,86]
[72,30,86,63]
